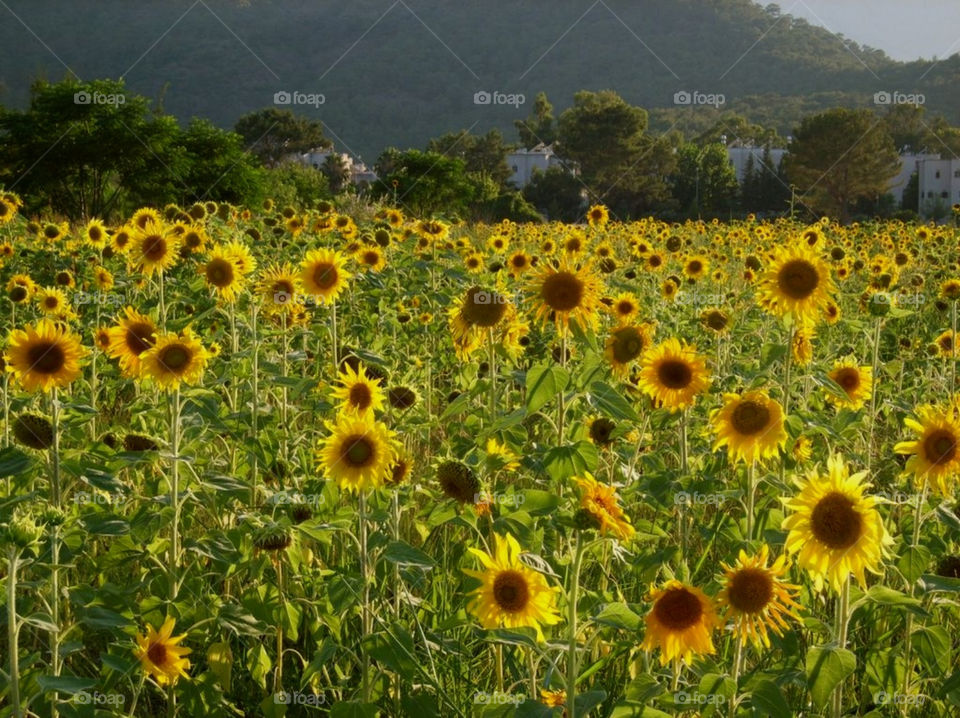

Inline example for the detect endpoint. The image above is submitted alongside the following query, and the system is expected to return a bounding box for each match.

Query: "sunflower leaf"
[526,364,570,414]
[805,644,856,709]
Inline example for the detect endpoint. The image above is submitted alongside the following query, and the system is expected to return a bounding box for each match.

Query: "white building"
[293,149,378,185]
[507,144,566,187]
[918,158,960,218]
[726,146,786,184]
[890,153,939,205]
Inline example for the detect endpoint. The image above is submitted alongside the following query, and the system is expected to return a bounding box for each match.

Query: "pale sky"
[769,0,960,61]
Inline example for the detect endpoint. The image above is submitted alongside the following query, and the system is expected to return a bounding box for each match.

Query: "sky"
[770,0,960,61]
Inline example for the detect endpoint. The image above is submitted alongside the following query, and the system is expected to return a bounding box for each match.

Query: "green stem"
[558,332,568,443]
[567,533,585,718]
[7,546,21,718]
[680,409,688,474]
[169,387,181,602]
[273,559,284,693]
[50,388,62,718]
[901,484,929,702]
[866,317,883,470]
[250,302,260,506]
[331,300,339,378]
[728,634,744,718]
[358,491,371,703]
[831,576,850,718]
[745,462,756,541]
[488,328,497,422]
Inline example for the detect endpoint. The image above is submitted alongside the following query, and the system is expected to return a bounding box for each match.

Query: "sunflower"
[716,545,801,648]
[139,328,210,390]
[528,257,602,333]
[135,616,192,686]
[448,285,514,360]
[700,307,729,333]
[256,263,301,315]
[683,254,710,281]
[0,197,16,224]
[782,454,892,592]
[710,390,787,464]
[894,403,960,496]
[485,437,520,472]
[825,358,872,411]
[637,338,710,412]
[464,251,485,274]
[316,413,397,492]
[331,363,386,416]
[201,245,247,302]
[300,248,351,304]
[587,416,617,447]
[93,266,114,291]
[604,323,655,378]
[437,460,481,503]
[756,243,835,324]
[106,307,158,378]
[608,292,641,325]
[464,533,561,641]
[506,250,532,278]
[35,287,71,317]
[356,246,386,272]
[128,220,181,277]
[641,580,718,666]
[586,204,609,228]
[4,319,86,392]
[6,275,36,304]
[574,472,634,541]
[83,219,109,249]
[791,325,815,367]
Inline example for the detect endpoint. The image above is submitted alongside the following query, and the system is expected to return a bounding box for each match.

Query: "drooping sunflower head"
[710,390,787,464]
[574,472,634,541]
[316,413,397,493]
[12,413,54,450]
[528,258,602,334]
[782,454,892,593]
[299,248,351,304]
[463,533,561,641]
[587,416,617,447]
[756,243,835,325]
[4,319,86,392]
[640,580,718,666]
[700,307,730,333]
[825,358,873,411]
[139,328,210,390]
[135,616,192,686]
[637,337,711,412]
[894,403,960,496]
[604,322,655,378]
[436,460,481,504]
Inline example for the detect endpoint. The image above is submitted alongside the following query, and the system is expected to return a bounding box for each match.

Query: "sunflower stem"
[680,409,688,474]
[865,317,883,470]
[7,546,22,718]
[901,483,928,702]
[558,332,568,443]
[330,300,339,379]
[250,301,260,506]
[728,634,744,718]
[157,272,166,331]
[566,532,585,718]
[831,576,850,718]
[169,386,182,602]
[745,461,756,541]
[358,491,372,703]
[488,328,497,423]
[273,558,284,693]
[951,299,957,390]
[49,387,62,718]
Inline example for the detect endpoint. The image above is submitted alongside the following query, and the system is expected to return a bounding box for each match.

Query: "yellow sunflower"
[608,292,641,325]
[528,257,602,333]
[604,322,655,378]
[83,219,109,249]
[106,307,158,378]
[300,248,351,304]
[756,243,835,324]
[35,287,71,318]
[783,454,891,592]
[710,390,787,464]
[256,263,301,315]
[641,580,718,666]
[4,319,86,392]
[139,328,210,390]
[825,358,873,411]
[201,245,247,302]
[330,363,386,416]
[464,533,561,642]
[894,403,960,496]
[716,544,801,648]
[637,338,711,412]
[586,204,609,228]
[135,616,191,686]
[574,472,634,541]
[316,413,397,492]
[128,220,181,277]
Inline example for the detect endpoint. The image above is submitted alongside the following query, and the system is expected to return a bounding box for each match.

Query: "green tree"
[234,108,330,168]
[373,148,478,218]
[263,163,331,207]
[671,143,739,217]
[522,166,584,222]
[174,118,265,207]
[783,108,899,222]
[321,153,352,194]
[515,92,556,149]
[425,129,513,187]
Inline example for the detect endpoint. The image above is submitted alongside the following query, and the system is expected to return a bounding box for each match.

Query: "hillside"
[0,0,958,159]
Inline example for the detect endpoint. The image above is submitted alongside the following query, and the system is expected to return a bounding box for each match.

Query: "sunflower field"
[2,193,960,718]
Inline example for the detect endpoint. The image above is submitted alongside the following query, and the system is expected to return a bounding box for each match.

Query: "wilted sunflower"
[128,220,181,277]
[587,416,617,447]
[464,533,561,641]
[300,248,351,304]
[716,544,801,648]
[139,328,210,390]
[825,358,872,411]
[783,454,891,592]
[331,362,386,416]
[641,580,718,666]
[574,472,634,541]
[135,616,191,686]
[637,338,710,412]
[5,319,86,392]
[436,459,481,503]
[528,258,602,333]
[604,323,655,378]
[106,307,157,378]
[387,385,418,410]
[756,243,835,325]
[894,402,960,496]
[12,413,54,450]
[700,307,729,333]
[710,390,787,464]
[316,413,397,492]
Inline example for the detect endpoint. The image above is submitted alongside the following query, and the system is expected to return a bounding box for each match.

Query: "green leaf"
[383,540,435,569]
[330,701,379,718]
[747,679,792,718]
[898,546,932,585]
[0,446,32,477]
[36,675,96,695]
[518,489,560,516]
[863,585,928,616]
[246,643,271,691]
[920,573,960,593]
[589,381,639,421]
[806,644,856,709]
[526,364,569,414]
[912,625,950,673]
[623,674,665,703]
[543,441,598,482]
[593,602,643,631]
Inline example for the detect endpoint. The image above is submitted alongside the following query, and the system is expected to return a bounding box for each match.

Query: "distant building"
[890,153,939,205]
[726,146,787,184]
[293,148,378,186]
[918,157,960,218]
[507,144,566,187]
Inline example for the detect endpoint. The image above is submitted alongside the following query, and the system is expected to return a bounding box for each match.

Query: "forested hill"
[1,0,957,159]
